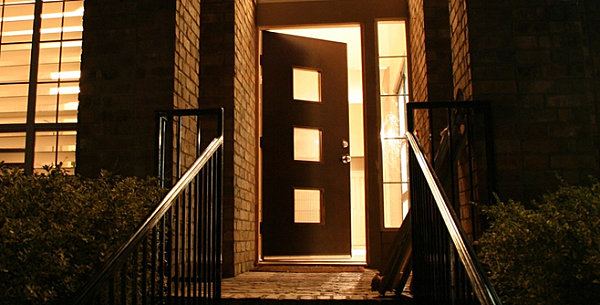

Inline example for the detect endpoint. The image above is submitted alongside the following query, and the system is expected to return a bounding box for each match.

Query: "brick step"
[221,296,412,305]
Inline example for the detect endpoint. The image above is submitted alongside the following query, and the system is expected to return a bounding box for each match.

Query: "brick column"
[199,0,257,277]
[78,0,177,177]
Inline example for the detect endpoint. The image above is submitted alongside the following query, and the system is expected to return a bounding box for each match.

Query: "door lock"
[341,155,351,164]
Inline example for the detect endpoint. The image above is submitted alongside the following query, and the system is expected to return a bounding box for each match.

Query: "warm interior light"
[50,71,80,80]
[49,86,79,95]
[0,6,83,23]
[39,41,82,49]
[41,7,84,19]
[1,29,33,37]
[62,102,78,111]
[41,26,84,34]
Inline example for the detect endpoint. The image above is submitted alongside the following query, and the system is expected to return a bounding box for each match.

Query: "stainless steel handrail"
[73,135,223,305]
[406,131,502,305]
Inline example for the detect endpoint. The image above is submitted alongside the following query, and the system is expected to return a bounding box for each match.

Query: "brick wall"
[449,0,472,100]
[408,0,428,102]
[174,0,202,170]
[78,0,176,177]
[199,0,257,277]
[232,0,257,276]
[463,0,600,200]
[408,0,453,158]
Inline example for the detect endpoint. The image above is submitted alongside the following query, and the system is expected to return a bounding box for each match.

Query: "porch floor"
[221,267,405,303]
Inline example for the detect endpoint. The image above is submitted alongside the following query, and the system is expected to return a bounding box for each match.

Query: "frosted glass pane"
[293,67,321,102]
[294,188,322,223]
[294,127,321,162]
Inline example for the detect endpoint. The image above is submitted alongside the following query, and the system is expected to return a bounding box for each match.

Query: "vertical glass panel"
[378,19,410,228]
[0,43,32,82]
[0,132,26,166]
[293,127,321,162]
[34,130,76,173]
[37,41,60,81]
[379,57,407,95]
[383,183,409,228]
[40,1,63,41]
[2,4,35,43]
[293,67,321,102]
[0,84,28,123]
[377,21,407,57]
[61,1,83,40]
[294,188,322,223]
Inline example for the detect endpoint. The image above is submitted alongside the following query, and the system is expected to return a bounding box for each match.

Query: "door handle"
[341,155,351,164]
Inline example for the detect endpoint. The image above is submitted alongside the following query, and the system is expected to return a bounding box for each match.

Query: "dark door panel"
[262,31,351,256]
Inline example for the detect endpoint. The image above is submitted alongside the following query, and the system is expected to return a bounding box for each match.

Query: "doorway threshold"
[260,248,367,265]
[260,257,367,265]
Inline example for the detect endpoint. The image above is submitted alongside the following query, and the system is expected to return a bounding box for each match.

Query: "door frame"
[256,0,410,268]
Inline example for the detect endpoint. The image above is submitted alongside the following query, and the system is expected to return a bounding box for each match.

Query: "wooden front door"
[261,31,352,256]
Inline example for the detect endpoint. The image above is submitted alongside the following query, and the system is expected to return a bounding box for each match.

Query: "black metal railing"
[406,101,495,218]
[405,100,500,305]
[72,108,224,305]
[407,131,500,305]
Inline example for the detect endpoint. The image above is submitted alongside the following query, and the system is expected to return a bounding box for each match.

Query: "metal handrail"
[407,131,502,305]
[72,135,223,304]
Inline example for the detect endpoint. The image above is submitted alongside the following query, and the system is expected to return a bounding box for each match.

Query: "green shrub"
[0,165,166,305]
[478,181,600,305]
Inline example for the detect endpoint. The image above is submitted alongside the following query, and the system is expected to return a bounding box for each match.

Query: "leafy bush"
[0,165,166,305]
[478,181,600,305]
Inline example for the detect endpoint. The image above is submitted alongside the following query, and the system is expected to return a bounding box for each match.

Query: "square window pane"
[294,188,322,223]
[60,43,82,63]
[293,67,321,102]
[379,57,407,95]
[0,43,31,82]
[0,132,25,166]
[0,84,28,124]
[294,127,321,162]
[2,4,35,43]
[377,21,407,57]
[34,130,76,173]
[35,81,79,123]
